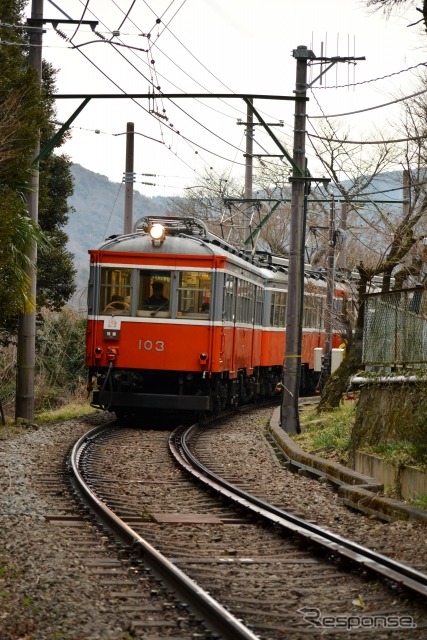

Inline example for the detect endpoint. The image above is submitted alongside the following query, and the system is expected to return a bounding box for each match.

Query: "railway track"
[69,409,427,639]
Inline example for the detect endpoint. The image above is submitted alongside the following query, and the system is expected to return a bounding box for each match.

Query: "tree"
[169,165,294,253]
[309,109,427,409]
[0,0,47,323]
[366,0,427,32]
[0,2,76,324]
[168,169,243,241]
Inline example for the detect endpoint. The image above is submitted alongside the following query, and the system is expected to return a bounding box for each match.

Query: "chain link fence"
[363,287,427,368]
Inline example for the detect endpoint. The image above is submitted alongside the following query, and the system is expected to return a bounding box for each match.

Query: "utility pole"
[124,122,134,234]
[244,99,253,243]
[324,193,336,373]
[337,201,348,270]
[281,45,314,434]
[15,0,44,423]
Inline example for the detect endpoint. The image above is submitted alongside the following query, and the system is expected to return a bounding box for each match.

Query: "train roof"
[90,216,350,290]
[91,216,277,274]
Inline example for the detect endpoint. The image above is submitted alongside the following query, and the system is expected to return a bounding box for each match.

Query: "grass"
[0,402,99,439]
[294,401,356,464]
[33,402,98,425]
[410,495,427,509]
[359,441,427,469]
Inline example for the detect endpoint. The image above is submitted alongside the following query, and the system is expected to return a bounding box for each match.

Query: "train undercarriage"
[89,364,285,420]
[89,362,320,422]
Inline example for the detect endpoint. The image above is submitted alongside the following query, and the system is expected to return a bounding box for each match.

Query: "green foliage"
[411,495,427,509]
[0,308,88,418]
[296,401,356,463]
[0,3,76,328]
[0,188,49,320]
[361,441,427,468]
[36,307,87,393]
[35,403,97,425]
[0,1,46,185]
[37,154,77,310]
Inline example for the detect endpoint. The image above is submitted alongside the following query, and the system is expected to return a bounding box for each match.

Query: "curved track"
[71,422,258,640]
[172,423,427,598]
[69,415,427,639]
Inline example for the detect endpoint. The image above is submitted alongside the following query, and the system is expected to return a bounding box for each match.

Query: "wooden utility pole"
[124,122,134,234]
[15,0,44,422]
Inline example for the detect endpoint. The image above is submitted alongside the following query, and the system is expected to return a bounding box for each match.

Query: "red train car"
[85,217,345,419]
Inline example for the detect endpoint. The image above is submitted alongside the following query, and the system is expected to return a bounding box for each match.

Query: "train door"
[221,273,237,375]
[251,284,263,369]
[234,278,254,372]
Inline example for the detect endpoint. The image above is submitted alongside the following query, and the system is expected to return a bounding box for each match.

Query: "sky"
[25,0,426,199]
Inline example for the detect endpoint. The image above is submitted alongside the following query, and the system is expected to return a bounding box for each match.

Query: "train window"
[304,294,324,329]
[254,286,263,325]
[223,274,236,322]
[270,290,286,327]
[138,271,171,317]
[100,267,132,315]
[236,279,254,324]
[177,271,211,318]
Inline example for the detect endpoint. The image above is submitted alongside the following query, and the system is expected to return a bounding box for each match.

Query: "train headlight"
[149,223,166,247]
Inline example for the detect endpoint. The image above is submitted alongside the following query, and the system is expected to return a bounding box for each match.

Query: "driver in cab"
[146,281,169,309]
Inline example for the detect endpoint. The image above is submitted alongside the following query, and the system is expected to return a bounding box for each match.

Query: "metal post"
[324,194,336,372]
[244,99,253,243]
[281,46,311,434]
[15,0,44,423]
[124,122,134,234]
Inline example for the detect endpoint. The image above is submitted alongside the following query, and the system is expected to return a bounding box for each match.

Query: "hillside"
[65,165,405,309]
[66,164,171,308]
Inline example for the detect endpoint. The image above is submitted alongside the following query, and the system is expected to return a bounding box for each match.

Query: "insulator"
[54,28,68,40]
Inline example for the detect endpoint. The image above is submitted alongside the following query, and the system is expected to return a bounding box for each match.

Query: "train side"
[85,217,344,418]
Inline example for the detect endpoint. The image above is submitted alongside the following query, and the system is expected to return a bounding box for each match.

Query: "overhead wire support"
[54,92,304,100]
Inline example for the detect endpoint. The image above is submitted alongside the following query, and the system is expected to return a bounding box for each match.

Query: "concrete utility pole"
[281,45,314,434]
[15,0,44,423]
[124,122,134,234]
[324,193,336,373]
[244,99,253,243]
[337,201,348,270]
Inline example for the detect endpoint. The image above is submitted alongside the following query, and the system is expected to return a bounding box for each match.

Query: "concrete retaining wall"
[355,451,427,500]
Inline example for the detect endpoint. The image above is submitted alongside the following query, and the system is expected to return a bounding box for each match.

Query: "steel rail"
[169,423,427,599]
[69,423,260,640]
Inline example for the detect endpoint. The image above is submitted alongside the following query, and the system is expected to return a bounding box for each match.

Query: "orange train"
[85,217,345,419]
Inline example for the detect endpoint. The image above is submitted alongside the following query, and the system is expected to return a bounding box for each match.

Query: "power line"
[312,60,427,90]
[308,131,427,145]
[308,85,427,119]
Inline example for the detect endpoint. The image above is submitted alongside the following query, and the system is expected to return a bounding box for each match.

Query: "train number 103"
[139,339,165,352]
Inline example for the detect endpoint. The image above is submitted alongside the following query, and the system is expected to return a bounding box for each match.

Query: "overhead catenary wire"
[70,0,248,166]
[51,14,246,179]
[44,1,230,179]
[68,0,91,43]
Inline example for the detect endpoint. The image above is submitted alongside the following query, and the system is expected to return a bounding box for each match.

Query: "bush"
[0,307,88,420]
